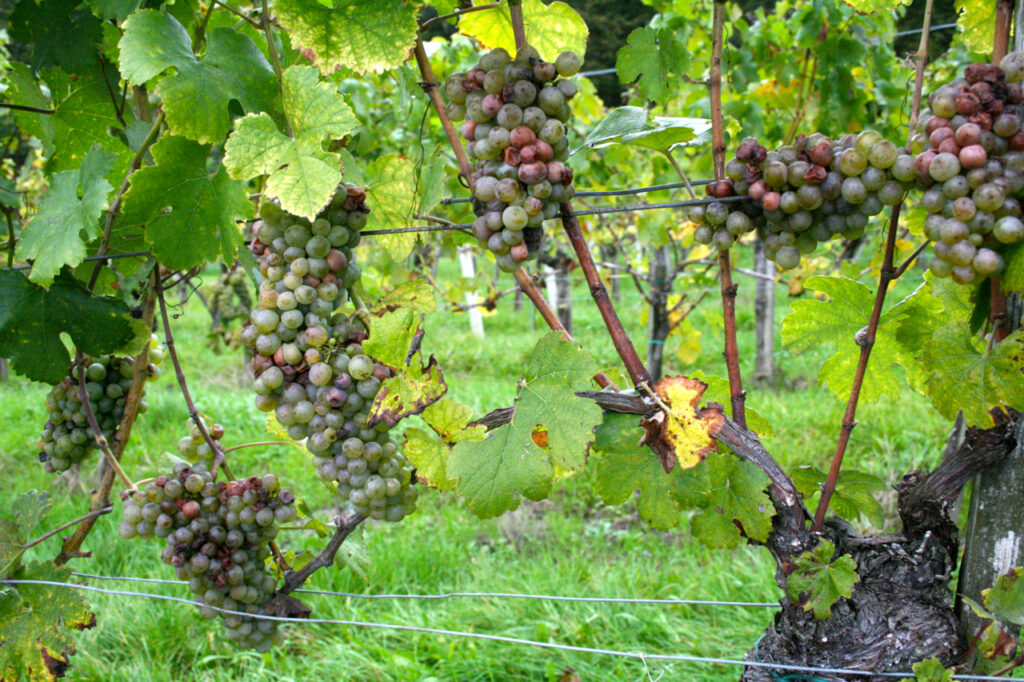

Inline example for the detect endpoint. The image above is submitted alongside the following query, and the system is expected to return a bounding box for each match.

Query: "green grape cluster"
[689,132,914,271]
[37,336,163,473]
[205,267,254,348]
[242,185,419,523]
[911,52,1024,284]
[119,461,297,651]
[445,46,582,271]
[175,419,226,467]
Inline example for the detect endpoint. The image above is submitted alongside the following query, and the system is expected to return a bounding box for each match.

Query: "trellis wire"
[439,180,715,205]
[3,249,152,272]
[365,195,751,236]
[4,580,1021,681]
[68,572,776,607]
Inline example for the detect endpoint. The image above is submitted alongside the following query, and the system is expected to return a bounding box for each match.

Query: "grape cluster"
[689,132,915,270]
[119,461,297,651]
[37,337,163,473]
[175,419,226,467]
[445,46,582,271]
[912,52,1024,283]
[242,186,418,523]
[205,266,253,348]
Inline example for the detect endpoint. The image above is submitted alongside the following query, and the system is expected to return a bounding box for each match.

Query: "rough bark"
[743,412,1020,681]
[646,245,671,380]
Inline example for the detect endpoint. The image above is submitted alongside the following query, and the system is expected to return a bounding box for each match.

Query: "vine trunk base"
[743,411,1020,681]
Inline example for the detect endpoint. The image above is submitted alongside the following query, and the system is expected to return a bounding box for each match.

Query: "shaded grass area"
[0,256,950,681]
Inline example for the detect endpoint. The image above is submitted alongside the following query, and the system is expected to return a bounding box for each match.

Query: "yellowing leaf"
[458,0,588,60]
[640,376,725,472]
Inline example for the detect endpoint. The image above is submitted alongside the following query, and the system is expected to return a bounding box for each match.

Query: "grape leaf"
[0,561,95,682]
[363,308,420,370]
[365,154,419,261]
[903,657,955,682]
[983,567,1024,626]
[446,332,601,518]
[781,276,913,404]
[0,270,139,384]
[224,65,359,220]
[639,376,725,472]
[275,0,420,75]
[87,0,142,21]
[119,12,278,143]
[575,106,710,155]
[592,412,708,530]
[16,146,116,286]
[841,0,911,13]
[459,0,588,61]
[404,397,486,491]
[370,280,437,315]
[956,0,995,55]
[615,27,691,105]
[118,135,250,270]
[5,66,132,173]
[922,325,1024,426]
[690,452,773,549]
[9,0,102,72]
[791,466,886,527]
[417,145,448,217]
[785,539,858,620]
[370,357,447,428]
[0,491,52,573]
[1003,243,1024,293]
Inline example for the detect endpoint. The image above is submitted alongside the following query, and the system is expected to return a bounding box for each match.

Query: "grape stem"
[419,2,501,31]
[57,274,159,566]
[155,277,235,482]
[507,0,528,55]
[75,356,137,492]
[22,506,114,551]
[279,512,365,595]
[813,0,936,530]
[347,287,372,333]
[268,540,291,573]
[708,0,747,429]
[812,203,902,532]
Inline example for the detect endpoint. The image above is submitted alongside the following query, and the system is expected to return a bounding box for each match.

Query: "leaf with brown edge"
[640,376,725,473]
[369,279,436,316]
[368,354,447,428]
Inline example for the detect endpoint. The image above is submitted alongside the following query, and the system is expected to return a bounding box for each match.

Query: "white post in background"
[543,264,559,313]
[457,247,485,339]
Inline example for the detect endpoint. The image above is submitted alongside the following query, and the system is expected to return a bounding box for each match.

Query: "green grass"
[0,257,951,681]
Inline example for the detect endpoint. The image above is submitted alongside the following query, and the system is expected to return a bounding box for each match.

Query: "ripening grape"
[120,458,296,651]
[37,336,163,473]
[446,45,582,271]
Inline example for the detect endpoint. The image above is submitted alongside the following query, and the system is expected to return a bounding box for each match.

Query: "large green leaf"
[0,491,52,573]
[791,466,886,527]
[459,0,588,60]
[956,0,995,55]
[275,0,420,75]
[223,65,359,220]
[690,452,773,548]
[16,146,117,286]
[0,270,139,384]
[592,411,708,530]
[365,154,419,261]
[785,540,858,620]
[922,325,1024,426]
[983,567,1024,626]
[119,135,250,270]
[119,11,279,143]
[0,562,95,682]
[446,333,602,518]
[615,27,691,105]
[9,0,102,72]
[781,276,914,403]
[5,66,132,173]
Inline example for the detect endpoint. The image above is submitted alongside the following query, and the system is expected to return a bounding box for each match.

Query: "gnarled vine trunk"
[742,412,1020,681]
